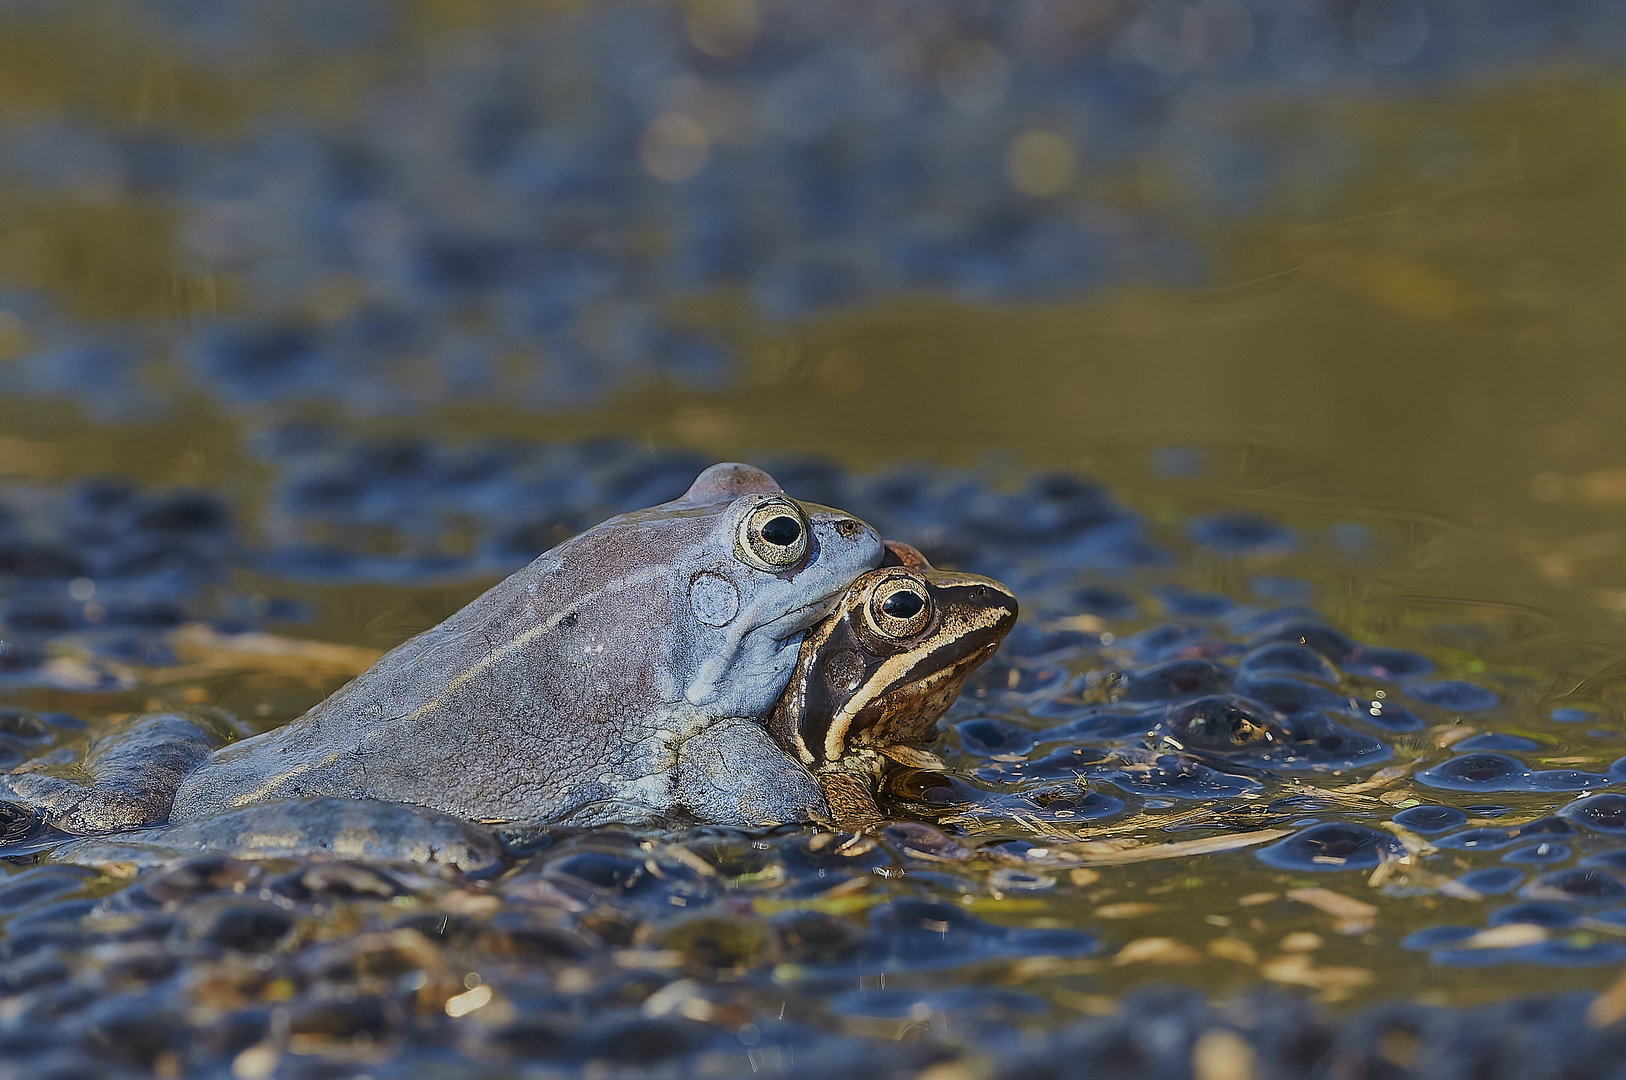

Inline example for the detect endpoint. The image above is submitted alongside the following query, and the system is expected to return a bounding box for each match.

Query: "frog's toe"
[1,711,232,834]
[2,775,175,833]
[675,716,827,827]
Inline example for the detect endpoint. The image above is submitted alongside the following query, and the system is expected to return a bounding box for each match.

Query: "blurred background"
[4,0,1626,638]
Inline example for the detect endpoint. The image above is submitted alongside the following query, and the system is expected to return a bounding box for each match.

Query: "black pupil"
[882,590,925,620]
[761,515,802,547]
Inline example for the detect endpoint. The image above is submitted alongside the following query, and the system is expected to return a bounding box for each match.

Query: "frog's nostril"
[834,519,863,539]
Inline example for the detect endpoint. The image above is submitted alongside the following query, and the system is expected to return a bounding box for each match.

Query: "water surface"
[6,1,1626,1075]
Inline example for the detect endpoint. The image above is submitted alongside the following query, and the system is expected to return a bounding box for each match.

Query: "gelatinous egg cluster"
[5,439,1626,1075]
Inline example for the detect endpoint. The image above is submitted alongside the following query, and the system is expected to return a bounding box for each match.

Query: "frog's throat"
[685,591,840,707]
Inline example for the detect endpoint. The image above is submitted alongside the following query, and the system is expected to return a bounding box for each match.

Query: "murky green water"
[7,2,1626,1075]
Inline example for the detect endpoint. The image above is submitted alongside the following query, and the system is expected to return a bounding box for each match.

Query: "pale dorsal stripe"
[400,563,671,728]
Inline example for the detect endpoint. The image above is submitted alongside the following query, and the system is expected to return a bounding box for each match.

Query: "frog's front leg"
[1,711,234,833]
[673,716,827,827]
[813,753,889,831]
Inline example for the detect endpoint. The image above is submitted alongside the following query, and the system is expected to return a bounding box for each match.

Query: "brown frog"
[767,542,1018,828]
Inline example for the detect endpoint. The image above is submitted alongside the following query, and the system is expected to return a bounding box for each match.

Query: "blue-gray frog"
[3,463,883,837]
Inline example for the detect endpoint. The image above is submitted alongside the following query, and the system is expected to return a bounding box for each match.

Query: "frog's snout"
[833,517,866,540]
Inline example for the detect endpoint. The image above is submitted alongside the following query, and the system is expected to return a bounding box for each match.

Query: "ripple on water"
[1408,680,1500,712]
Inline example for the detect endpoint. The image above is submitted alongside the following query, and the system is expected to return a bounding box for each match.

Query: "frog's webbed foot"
[1,711,235,833]
[674,716,827,827]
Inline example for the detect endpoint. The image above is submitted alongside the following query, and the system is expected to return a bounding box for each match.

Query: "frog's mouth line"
[817,635,1007,763]
[758,592,845,642]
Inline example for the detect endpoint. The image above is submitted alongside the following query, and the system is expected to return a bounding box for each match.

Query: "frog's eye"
[861,573,934,643]
[736,497,810,571]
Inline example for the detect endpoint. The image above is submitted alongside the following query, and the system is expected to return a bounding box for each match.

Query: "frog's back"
[171,518,683,824]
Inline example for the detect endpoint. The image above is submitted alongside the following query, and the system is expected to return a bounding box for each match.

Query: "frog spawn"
[854,586,1626,980]
[10,445,1626,1077]
[899,632,1405,828]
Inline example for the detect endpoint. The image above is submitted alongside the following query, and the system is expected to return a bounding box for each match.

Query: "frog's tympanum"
[768,542,1018,828]
[4,464,884,835]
